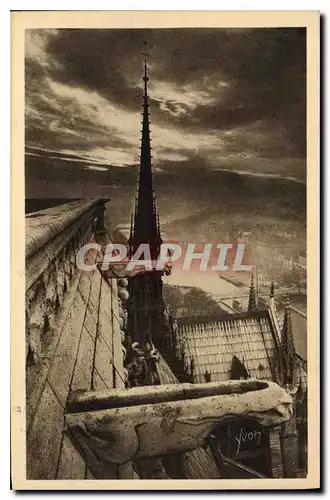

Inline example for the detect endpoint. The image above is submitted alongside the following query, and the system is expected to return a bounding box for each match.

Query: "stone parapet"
[24,199,128,479]
[25,199,105,365]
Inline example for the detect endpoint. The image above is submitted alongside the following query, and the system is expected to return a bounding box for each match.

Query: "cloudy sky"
[25,28,306,180]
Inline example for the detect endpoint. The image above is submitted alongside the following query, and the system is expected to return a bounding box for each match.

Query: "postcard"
[11,10,320,490]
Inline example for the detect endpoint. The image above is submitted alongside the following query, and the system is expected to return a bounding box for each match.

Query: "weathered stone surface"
[99,276,113,307]
[77,270,93,302]
[85,468,96,479]
[94,334,113,389]
[98,280,114,350]
[92,369,110,391]
[71,327,95,393]
[89,269,102,310]
[26,200,99,259]
[26,272,81,431]
[65,379,292,475]
[26,358,51,432]
[97,317,113,352]
[269,426,284,477]
[27,382,64,479]
[25,200,104,370]
[110,279,120,321]
[137,457,169,479]
[56,434,86,479]
[281,418,299,478]
[67,383,187,413]
[84,301,99,341]
[110,279,125,389]
[182,447,221,479]
[25,199,120,480]
[47,291,87,406]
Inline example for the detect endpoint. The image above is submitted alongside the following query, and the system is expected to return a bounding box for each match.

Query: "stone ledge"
[26,199,101,259]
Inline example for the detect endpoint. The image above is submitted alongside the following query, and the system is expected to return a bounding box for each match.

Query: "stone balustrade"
[25,199,106,365]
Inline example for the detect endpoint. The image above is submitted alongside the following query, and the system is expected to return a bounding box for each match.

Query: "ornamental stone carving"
[65,379,292,477]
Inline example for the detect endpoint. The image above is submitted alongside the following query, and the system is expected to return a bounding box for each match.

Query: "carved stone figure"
[65,379,293,478]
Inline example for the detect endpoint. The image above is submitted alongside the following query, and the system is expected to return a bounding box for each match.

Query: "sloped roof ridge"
[177,309,270,327]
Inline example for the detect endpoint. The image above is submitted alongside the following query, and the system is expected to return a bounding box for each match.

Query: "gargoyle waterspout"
[65,379,292,477]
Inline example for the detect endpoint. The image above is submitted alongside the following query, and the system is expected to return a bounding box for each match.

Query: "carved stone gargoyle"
[65,379,292,478]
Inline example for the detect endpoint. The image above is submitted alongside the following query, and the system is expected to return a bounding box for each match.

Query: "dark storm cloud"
[155,29,306,158]
[44,29,144,110]
[41,28,305,158]
[25,27,306,172]
[25,56,132,154]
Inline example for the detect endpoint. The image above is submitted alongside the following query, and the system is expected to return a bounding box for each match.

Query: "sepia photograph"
[11,10,319,490]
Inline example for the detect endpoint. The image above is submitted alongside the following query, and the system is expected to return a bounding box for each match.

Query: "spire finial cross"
[142,40,149,86]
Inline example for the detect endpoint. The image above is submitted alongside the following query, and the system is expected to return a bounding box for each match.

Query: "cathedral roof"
[176,305,307,393]
[177,309,280,383]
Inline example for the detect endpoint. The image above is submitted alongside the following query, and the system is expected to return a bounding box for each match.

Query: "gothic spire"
[268,279,282,344]
[248,271,257,311]
[127,42,165,348]
[132,41,160,257]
